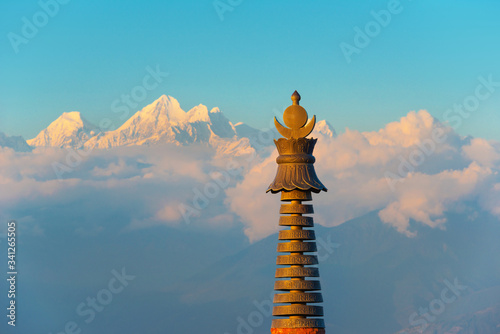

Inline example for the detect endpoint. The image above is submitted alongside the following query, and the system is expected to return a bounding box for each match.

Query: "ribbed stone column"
[267,91,327,334]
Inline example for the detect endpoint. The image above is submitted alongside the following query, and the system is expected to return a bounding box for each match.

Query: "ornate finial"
[267,92,327,334]
[274,91,316,139]
[291,90,301,105]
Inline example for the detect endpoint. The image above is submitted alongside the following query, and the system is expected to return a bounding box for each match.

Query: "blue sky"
[1,0,500,140]
[1,3,500,333]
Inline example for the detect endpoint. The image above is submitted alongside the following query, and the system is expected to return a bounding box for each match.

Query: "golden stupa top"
[267,91,327,194]
[274,90,316,139]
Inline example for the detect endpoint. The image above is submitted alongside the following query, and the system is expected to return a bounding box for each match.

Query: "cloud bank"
[227,110,499,241]
[1,110,498,242]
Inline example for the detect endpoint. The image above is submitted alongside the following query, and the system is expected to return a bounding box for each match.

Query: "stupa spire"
[267,91,327,334]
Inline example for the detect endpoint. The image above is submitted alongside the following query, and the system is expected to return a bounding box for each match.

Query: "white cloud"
[462,138,500,167]
[225,153,279,242]
[1,110,499,242]
[226,110,500,240]
[364,110,437,148]
[379,162,492,236]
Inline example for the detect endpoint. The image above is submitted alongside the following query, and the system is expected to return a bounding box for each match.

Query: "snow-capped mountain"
[314,119,337,138]
[0,132,32,152]
[84,95,241,149]
[27,111,99,148]
[80,95,255,156]
[27,95,336,156]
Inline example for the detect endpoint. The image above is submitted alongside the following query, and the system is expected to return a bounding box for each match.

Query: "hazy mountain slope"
[0,131,32,151]
[9,221,250,334]
[158,210,500,334]
[9,209,499,334]
[394,303,500,334]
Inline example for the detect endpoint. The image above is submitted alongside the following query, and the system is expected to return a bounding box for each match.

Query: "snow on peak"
[208,108,236,139]
[85,95,239,149]
[187,104,210,123]
[51,111,97,130]
[61,111,84,122]
[27,111,98,148]
[314,120,337,138]
[28,94,257,156]
[136,95,186,124]
[156,94,178,105]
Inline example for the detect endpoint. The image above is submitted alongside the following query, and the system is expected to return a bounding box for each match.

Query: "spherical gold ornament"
[283,105,308,130]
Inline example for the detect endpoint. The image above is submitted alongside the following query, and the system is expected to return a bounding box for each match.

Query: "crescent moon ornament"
[274,91,316,139]
[296,115,316,138]
[275,117,292,138]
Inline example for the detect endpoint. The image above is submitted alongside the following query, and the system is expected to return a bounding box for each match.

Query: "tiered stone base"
[271,328,325,334]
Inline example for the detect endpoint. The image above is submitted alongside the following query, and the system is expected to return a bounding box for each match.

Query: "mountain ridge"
[164,210,500,334]
[0,131,32,152]
[27,94,336,156]
[27,111,99,148]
